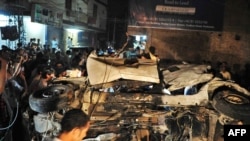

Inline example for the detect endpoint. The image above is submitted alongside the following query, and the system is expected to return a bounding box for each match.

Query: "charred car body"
[1,47,250,141]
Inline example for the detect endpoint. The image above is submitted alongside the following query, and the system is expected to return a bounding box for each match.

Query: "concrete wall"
[24,16,47,45]
[128,0,250,71]
[87,0,107,30]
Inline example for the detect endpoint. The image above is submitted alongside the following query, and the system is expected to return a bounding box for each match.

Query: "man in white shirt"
[51,37,59,53]
[67,37,73,51]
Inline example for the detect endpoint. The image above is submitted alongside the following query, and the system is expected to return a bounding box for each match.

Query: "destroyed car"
[28,51,250,141]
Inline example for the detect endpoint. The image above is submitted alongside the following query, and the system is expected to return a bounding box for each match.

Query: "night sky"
[106,0,129,49]
[107,0,128,18]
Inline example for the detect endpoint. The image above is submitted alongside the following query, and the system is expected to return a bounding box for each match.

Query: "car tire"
[52,80,80,90]
[29,84,73,113]
[212,87,250,123]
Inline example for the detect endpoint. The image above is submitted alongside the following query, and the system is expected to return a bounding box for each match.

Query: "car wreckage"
[29,50,250,141]
[1,47,250,141]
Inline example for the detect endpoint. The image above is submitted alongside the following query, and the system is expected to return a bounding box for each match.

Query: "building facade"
[0,0,108,52]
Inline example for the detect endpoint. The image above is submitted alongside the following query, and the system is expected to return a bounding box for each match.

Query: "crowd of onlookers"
[0,42,92,140]
[2,43,89,98]
[18,46,89,100]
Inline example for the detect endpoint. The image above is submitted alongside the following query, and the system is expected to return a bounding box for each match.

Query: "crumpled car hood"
[87,52,214,92]
[87,52,160,85]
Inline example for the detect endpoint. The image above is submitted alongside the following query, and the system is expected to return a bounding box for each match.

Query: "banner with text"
[128,0,225,31]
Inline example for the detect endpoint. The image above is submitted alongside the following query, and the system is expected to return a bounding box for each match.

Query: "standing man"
[51,37,59,53]
[67,36,73,51]
[53,109,90,141]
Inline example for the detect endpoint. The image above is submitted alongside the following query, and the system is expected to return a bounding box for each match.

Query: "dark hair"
[149,46,156,54]
[66,50,71,55]
[55,67,66,77]
[41,67,55,78]
[60,109,90,132]
[37,64,47,74]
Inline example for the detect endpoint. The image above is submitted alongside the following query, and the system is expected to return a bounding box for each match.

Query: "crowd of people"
[19,47,89,101]
[0,41,91,140]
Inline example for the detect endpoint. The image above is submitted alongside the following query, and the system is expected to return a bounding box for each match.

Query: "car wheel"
[212,88,250,123]
[29,84,73,113]
[52,80,80,90]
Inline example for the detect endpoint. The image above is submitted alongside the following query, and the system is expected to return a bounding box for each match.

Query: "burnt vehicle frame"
[26,49,250,141]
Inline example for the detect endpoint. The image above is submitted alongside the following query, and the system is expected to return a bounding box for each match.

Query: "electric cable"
[0,99,19,131]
